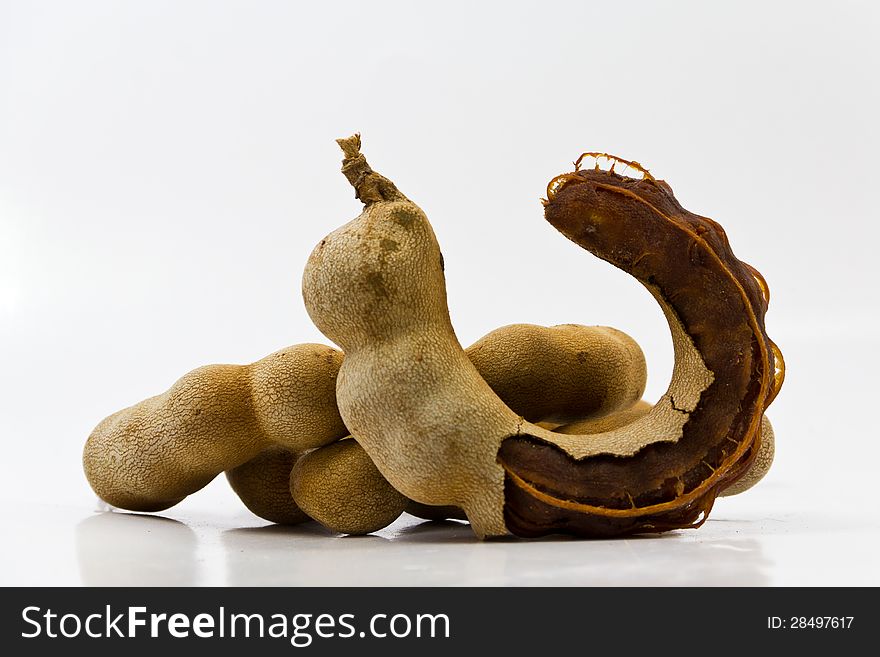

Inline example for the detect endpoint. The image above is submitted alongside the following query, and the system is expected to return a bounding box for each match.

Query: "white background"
[1,0,878,585]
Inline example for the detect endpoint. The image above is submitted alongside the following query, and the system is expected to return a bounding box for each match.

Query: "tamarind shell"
[498,168,783,537]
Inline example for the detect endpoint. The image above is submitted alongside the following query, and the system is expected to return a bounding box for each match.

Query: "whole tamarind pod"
[83,344,346,512]
[301,136,783,538]
[232,321,647,530]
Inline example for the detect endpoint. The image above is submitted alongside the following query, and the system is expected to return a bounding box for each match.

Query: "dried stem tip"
[336,134,408,206]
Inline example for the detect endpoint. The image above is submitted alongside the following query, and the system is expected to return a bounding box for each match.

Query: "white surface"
[1,1,879,586]
[3,478,879,586]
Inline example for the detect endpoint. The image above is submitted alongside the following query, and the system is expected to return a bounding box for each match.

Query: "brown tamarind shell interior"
[498,168,780,537]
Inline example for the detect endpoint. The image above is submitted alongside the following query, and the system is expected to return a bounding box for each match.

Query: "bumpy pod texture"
[231,321,648,530]
[301,136,782,538]
[83,318,647,524]
[226,447,309,525]
[83,344,346,511]
[466,323,645,424]
[83,136,779,539]
[291,439,408,535]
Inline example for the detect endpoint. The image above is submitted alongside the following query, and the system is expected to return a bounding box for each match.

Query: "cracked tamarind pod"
[232,321,648,533]
[301,136,783,539]
[404,391,777,521]
[83,344,347,513]
[505,154,784,534]
[555,402,775,496]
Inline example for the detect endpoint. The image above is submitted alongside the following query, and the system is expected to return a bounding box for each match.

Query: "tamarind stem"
[336,134,408,205]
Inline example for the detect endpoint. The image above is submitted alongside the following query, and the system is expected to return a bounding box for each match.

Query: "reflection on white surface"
[71,511,774,587]
[219,520,772,587]
[0,488,877,586]
[76,513,198,586]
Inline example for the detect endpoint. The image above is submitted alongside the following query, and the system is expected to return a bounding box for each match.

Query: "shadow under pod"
[392,518,479,544]
[75,511,199,586]
[217,513,775,586]
[393,519,772,586]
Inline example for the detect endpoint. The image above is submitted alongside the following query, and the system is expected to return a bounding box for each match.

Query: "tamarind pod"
[498,158,783,536]
[232,322,647,527]
[83,344,346,511]
[291,438,409,535]
[466,323,646,424]
[302,136,783,538]
[226,447,311,525]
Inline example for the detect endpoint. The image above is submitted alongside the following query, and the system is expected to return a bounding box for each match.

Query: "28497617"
[767,617,854,629]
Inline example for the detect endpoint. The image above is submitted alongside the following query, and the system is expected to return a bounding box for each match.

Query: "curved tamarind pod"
[302,136,783,538]
[231,322,646,527]
[499,155,784,536]
[83,344,346,511]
